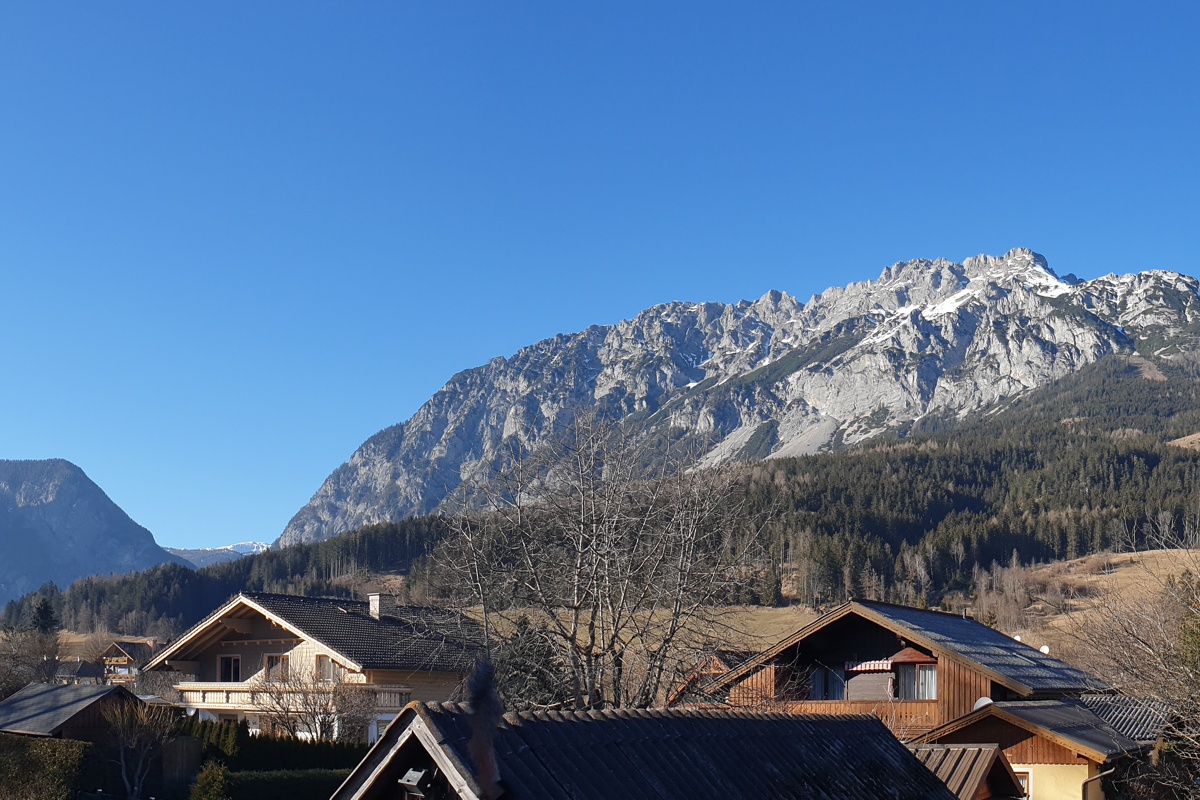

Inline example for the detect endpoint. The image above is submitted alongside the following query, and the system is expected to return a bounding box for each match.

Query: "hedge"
[179,717,368,771]
[226,769,352,800]
[0,733,91,800]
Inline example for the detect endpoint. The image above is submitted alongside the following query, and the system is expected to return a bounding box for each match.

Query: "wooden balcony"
[176,682,413,713]
[776,699,940,738]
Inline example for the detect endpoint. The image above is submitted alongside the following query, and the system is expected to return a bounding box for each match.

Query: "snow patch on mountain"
[278,248,1200,547]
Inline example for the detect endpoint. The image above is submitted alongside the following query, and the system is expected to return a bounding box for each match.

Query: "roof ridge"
[851,597,977,620]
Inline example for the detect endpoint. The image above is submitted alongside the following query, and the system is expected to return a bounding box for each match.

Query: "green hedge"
[226,769,351,800]
[0,733,91,800]
[178,717,369,771]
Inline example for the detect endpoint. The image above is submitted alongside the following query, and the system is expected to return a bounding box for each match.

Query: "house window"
[264,654,289,681]
[316,657,340,681]
[809,666,845,700]
[896,663,937,700]
[1013,771,1030,796]
[219,655,241,683]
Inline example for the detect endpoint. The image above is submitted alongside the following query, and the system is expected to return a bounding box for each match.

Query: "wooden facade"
[912,706,1117,800]
[931,716,1090,766]
[719,614,1008,736]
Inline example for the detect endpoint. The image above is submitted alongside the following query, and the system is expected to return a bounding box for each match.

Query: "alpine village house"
[143,591,480,743]
[672,599,1164,800]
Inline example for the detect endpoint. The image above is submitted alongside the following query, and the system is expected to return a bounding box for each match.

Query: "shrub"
[190,760,232,800]
[0,733,90,800]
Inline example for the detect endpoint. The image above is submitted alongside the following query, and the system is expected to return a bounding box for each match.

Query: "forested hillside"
[750,355,1200,605]
[9,355,1200,638]
[2,517,446,637]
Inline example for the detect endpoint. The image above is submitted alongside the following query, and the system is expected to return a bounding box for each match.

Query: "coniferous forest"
[8,355,1200,636]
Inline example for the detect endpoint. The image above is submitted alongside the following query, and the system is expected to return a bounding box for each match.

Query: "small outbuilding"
[0,682,137,742]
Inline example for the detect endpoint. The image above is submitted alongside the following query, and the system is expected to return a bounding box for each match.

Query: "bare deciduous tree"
[439,411,768,710]
[102,699,180,800]
[249,667,376,742]
[0,626,58,699]
[1067,513,1200,797]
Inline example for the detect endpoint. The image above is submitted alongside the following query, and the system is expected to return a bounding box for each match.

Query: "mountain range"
[278,248,1200,546]
[0,459,188,604]
[165,542,272,569]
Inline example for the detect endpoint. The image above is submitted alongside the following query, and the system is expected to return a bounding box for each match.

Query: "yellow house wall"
[1011,762,1099,800]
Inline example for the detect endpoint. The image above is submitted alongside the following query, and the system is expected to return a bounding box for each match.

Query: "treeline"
[11,356,1200,636]
[2,517,447,635]
[745,355,1200,606]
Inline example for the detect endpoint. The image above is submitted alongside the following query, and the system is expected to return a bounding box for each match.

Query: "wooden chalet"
[680,600,1105,739]
[911,696,1168,800]
[144,592,482,742]
[101,639,159,686]
[331,702,960,800]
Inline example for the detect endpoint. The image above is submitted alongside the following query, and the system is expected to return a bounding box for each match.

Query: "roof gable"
[705,601,1103,698]
[913,699,1144,763]
[145,592,482,675]
[102,641,157,663]
[335,703,960,800]
[907,743,1024,800]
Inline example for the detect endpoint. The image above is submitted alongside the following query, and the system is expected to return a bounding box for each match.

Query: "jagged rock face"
[278,249,1200,546]
[0,459,188,603]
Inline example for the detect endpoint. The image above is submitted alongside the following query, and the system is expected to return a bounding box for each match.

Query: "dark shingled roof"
[995,700,1143,759]
[242,593,482,673]
[54,660,104,681]
[0,683,129,736]
[334,703,959,800]
[1079,694,1171,744]
[852,601,1104,694]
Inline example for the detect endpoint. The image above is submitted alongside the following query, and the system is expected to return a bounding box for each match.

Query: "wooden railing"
[777,699,940,737]
[176,682,413,712]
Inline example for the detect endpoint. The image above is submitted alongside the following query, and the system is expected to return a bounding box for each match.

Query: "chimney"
[368,592,398,620]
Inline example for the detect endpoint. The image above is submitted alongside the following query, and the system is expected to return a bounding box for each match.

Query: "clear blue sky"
[2,3,1198,549]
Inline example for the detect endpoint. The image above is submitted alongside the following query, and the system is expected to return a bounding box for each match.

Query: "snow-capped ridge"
[278,249,1200,547]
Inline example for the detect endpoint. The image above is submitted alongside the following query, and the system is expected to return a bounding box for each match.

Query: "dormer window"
[890,647,937,700]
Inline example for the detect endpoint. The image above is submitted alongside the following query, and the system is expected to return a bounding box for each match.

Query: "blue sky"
[2,3,1198,549]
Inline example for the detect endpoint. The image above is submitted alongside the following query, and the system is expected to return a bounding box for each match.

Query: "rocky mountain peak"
[277,250,1200,547]
[0,459,187,603]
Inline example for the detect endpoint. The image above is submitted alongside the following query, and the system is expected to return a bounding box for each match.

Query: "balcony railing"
[777,699,940,737]
[176,682,413,712]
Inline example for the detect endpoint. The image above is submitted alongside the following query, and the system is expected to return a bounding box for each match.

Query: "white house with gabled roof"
[143,591,481,742]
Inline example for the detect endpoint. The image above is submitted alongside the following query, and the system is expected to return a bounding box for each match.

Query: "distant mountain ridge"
[165,541,271,569]
[0,459,188,603]
[279,248,1200,547]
